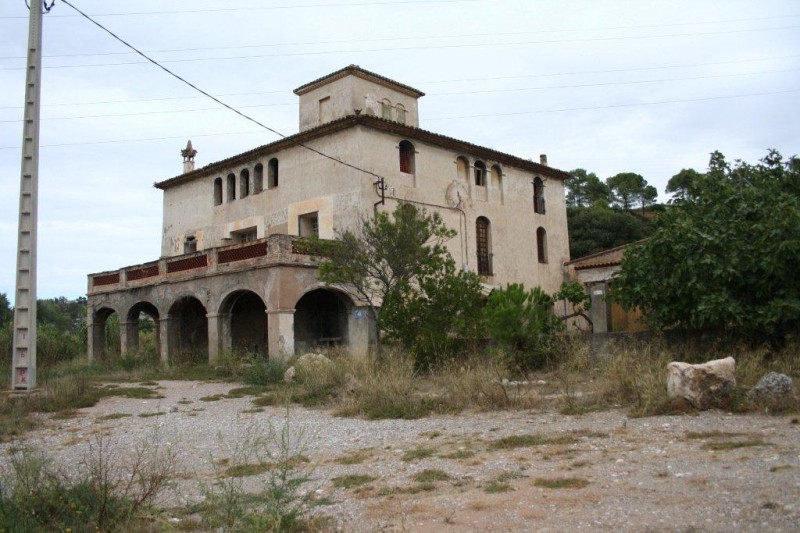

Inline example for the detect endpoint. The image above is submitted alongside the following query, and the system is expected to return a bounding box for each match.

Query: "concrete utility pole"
[12,0,47,391]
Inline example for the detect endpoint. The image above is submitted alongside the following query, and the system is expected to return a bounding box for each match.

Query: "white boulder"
[666,357,736,409]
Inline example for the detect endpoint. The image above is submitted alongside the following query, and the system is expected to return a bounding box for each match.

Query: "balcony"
[88,234,321,295]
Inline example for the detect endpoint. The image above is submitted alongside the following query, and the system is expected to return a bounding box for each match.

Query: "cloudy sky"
[1,0,798,299]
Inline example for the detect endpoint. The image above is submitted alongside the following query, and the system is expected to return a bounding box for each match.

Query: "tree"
[567,204,654,259]
[606,172,646,210]
[0,293,11,328]
[566,169,610,208]
[312,203,462,355]
[640,185,658,212]
[666,168,703,204]
[381,258,483,370]
[613,149,800,341]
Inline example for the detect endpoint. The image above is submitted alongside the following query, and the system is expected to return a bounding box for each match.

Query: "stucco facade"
[86,65,571,363]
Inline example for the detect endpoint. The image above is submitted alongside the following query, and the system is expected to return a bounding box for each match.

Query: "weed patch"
[489,433,577,450]
[223,463,272,478]
[701,440,770,451]
[334,449,373,465]
[332,474,377,489]
[412,469,450,483]
[97,413,132,421]
[534,477,589,489]
[401,446,436,461]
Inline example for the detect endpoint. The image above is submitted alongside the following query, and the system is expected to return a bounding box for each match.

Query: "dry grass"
[534,477,589,489]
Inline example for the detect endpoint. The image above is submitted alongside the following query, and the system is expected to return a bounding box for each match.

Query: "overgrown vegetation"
[613,150,800,343]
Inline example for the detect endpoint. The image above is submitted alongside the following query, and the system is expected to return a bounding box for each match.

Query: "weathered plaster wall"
[297,75,420,131]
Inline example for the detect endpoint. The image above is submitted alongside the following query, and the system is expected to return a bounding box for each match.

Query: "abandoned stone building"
[86,65,572,362]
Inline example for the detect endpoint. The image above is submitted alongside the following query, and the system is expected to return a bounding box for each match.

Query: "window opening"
[184,235,197,254]
[537,227,548,263]
[381,99,392,120]
[396,104,406,124]
[476,217,492,275]
[534,177,546,214]
[268,158,279,188]
[399,140,415,174]
[298,212,319,238]
[233,228,257,243]
[213,177,223,206]
[226,173,236,202]
[240,168,250,198]
[253,163,263,193]
[474,161,487,187]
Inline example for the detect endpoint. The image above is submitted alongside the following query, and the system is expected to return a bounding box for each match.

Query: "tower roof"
[293,65,425,98]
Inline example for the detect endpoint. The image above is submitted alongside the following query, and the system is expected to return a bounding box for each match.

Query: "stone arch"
[253,163,264,193]
[474,160,487,187]
[213,177,223,206]
[91,306,120,361]
[293,288,352,354]
[219,290,268,356]
[226,173,236,202]
[167,296,208,363]
[491,164,504,204]
[268,158,279,189]
[124,301,161,357]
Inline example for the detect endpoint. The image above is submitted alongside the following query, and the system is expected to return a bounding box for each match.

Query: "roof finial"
[181,140,197,173]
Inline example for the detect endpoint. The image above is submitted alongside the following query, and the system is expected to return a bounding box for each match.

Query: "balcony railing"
[88,234,320,293]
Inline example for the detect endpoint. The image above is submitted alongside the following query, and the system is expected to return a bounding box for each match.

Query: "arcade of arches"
[87,271,373,363]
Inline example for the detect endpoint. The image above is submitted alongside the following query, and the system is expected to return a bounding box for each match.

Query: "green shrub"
[244,355,289,386]
[483,284,562,371]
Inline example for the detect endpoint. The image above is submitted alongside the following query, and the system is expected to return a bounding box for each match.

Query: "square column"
[206,313,223,363]
[120,321,138,356]
[347,306,375,358]
[267,309,294,361]
[158,317,172,365]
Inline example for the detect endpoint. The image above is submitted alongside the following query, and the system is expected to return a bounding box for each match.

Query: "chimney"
[181,140,197,173]
[539,153,548,166]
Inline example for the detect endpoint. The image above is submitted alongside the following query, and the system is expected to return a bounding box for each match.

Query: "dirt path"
[5,380,799,531]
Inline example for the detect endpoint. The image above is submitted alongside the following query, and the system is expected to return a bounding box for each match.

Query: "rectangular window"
[318,96,331,123]
[298,212,319,238]
[233,228,257,243]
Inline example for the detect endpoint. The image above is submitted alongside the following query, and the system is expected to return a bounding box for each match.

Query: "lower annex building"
[86,65,572,362]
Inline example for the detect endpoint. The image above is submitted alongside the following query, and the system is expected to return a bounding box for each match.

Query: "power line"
[427,88,800,121]
[57,0,385,182]
[2,54,797,111]
[3,24,799,71]
[2,66,796,124]
[1,0,484,19]
[2,13,798,60]
[0,128,270,150]
[2,87,796,151]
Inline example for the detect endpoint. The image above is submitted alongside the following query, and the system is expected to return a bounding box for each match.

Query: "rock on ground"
[667,357,736,409]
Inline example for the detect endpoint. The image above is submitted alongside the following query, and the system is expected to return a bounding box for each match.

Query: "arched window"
[537,227,548,264]
[476,216,492,275]
[395,103,406,124]
[399,140,415,174]
[268,158,279,188]
[474,161,487,187]
[226,173,236,202]
[253,163,264,193]
[456,156,469,183]
[213,177,222,206]
[533,177,545,214]
[381,99,392,120]
[240,168,250,198]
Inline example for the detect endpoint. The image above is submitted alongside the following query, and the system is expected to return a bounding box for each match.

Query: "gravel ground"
[4,380,799,532]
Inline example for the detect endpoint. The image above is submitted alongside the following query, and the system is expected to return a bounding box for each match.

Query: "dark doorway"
[222,290,267,356]
[294,289,350,354]
[168,296,208,363]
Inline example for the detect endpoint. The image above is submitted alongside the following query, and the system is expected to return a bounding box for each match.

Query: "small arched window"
[534,177,545,214]
[240,169,250,198]
[396,104,406,124]
[474,161,487,187]
[226,173,236,202]
[268,158,279,188]
[399,140,415,174]
[213,177,223,206]
[476,216,492,275]
[253,163,264,193]
[456,156,469,183]
[536,227,548,264]
[381,99,392,120]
